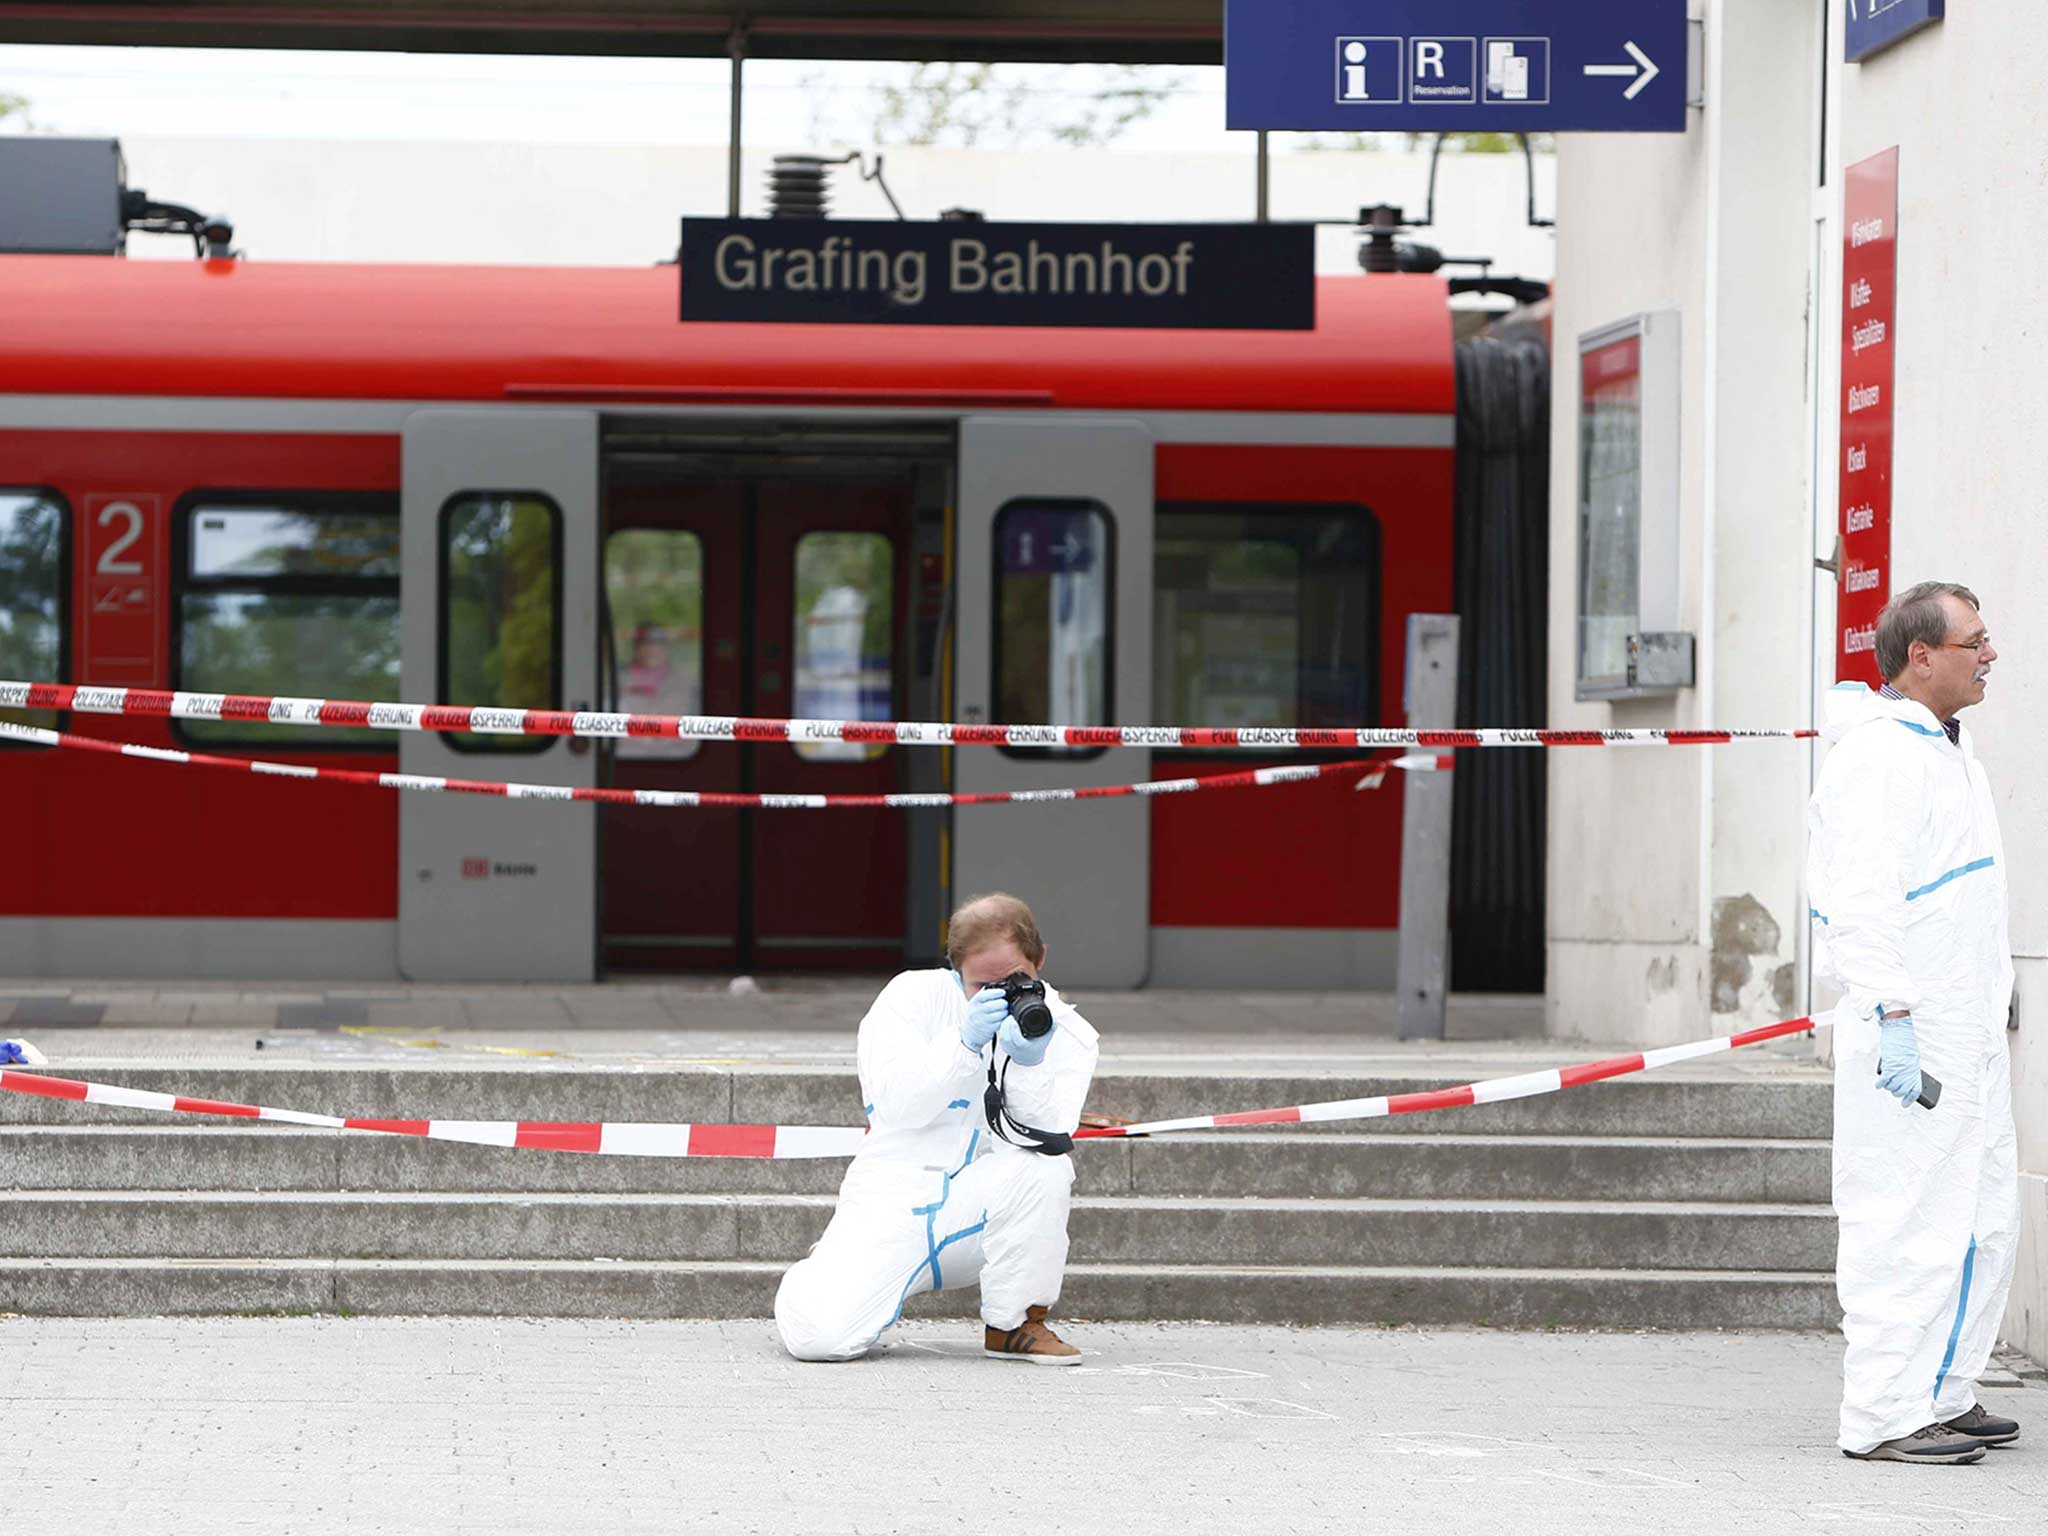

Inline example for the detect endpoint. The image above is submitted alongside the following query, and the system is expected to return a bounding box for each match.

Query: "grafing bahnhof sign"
[677,219,1316,329]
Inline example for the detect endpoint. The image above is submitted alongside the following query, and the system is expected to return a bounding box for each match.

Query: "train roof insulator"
[0,135,236,260]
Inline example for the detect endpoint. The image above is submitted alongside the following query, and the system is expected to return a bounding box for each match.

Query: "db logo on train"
[462,859,538,880]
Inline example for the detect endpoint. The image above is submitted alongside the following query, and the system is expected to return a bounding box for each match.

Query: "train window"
[174,495,400,749]
[992,500,1112,757]
[1153,505,1380,737]
[794,531,895,763]
[0,489,69,738]
[439,492,561,754]
[605,528,703,761]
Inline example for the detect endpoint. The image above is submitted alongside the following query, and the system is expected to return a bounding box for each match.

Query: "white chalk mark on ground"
[1808,1504,2018,1526]
[1206,1396,1337,1420]
[1130,1397,1333,1421]
[1531,1466,1692,1489]
[1069,1360,1270,1382]
[1359,1430,1555,1458]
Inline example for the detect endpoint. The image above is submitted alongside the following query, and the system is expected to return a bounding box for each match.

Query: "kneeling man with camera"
[775,892,1100,1364]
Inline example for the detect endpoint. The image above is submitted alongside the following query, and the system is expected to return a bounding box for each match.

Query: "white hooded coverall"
[1807,682,2017,1454]
[774,969,1101,1361]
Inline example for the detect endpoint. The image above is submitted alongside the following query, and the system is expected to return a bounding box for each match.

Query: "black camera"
[983,970,1069,1156]
[1000,971,1054,1039]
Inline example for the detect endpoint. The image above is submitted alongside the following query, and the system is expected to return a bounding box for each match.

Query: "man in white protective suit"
[1808,581,2019,1465]
[774,892,1100,1364]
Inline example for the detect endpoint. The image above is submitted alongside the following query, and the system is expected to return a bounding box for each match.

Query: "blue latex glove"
[1876,1014,1922,1108]
[961,985,1007,1054]
[998,1010,1054,1068]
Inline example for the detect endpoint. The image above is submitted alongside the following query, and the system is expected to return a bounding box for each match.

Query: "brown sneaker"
[983,1305,1082,1366]
[1843,1423,1988,1464]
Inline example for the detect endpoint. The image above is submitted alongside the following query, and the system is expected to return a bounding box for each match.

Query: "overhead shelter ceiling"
[0,2,1225,63]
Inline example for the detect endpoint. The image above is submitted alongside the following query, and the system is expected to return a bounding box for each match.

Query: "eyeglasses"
[1941,636,1993,653]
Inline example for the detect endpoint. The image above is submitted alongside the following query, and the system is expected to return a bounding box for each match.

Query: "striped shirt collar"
[1879,684,1961,745]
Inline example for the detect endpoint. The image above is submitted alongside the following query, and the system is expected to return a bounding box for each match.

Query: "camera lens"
[1003,973,1055,1040]
[1013,998,1053,1039]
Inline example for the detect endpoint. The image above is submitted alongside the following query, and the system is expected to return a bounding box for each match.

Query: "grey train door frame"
[953,416,1154,990]
[399,407,602,983]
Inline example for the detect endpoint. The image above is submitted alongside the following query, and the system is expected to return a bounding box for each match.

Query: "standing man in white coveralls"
[1808,582,2019,1464]
[775,892,1100,1364]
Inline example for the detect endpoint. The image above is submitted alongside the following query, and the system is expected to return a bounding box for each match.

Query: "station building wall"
[1545,0,1818,1046]
[1834,4,2048,1368]
[1553,0,2048,1363]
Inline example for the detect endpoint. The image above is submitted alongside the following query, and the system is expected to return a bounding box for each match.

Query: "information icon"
[1332,36,1404,106]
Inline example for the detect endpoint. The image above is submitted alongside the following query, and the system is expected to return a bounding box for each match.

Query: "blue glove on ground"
[997,1011,1054,1068]
[961,985,1008,1054]
[1876,1014,1923,1108]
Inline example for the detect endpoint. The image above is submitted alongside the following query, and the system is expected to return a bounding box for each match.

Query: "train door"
[954,417,1154,989]
[398,408,602,982]
[599,468,920,973]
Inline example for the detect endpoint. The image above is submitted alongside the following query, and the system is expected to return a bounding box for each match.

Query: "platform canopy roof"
[0,1,1224,63]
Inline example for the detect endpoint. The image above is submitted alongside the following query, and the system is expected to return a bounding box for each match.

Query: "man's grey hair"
[1876,581,1980,681]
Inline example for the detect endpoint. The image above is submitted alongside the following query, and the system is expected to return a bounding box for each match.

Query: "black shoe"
[1943,1404,2020,1447]
[1843,1423,1988,1464]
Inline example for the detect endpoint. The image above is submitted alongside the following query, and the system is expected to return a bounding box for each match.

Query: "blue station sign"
[1225,1,1688,134]
[1846,0,1944,62]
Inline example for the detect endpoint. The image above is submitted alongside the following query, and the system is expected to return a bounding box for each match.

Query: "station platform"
[0,977,1555,1056]
[0,975,1827,1081]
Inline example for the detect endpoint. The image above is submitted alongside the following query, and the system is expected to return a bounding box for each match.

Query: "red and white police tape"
[1,680,1816,752]
[1074,1014,1820,1138]
[0,1016,1820,1159]
[0,719,1446,808]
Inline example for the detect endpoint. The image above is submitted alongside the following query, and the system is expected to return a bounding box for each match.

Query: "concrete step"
[1125,1133,1832,1203]
[760,1194,1838,1272]
[0,1257,1842,1329]
[0,1126,855,1198]
[0,1191,1838,1270]
[0,1063,1833,1139]
[0,1125,1834,1203]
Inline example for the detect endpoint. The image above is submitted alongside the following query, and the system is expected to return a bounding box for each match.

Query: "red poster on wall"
[1837,147,1898,682]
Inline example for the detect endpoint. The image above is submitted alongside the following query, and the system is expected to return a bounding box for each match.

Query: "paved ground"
[0,1319,2038,1535]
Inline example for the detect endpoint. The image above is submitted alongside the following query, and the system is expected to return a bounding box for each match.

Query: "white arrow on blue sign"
[1226,0,1688,134]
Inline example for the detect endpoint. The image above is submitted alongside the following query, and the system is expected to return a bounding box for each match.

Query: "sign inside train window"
[678,219,1315,330]
[1001,507,1101,576]
[1846,1,1944,62]
[1225,0,1688,132]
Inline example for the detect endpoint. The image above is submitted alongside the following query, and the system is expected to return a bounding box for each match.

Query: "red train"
[0,255,1455,988]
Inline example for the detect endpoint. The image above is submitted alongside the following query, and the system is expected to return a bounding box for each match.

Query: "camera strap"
[983,1056,1074,1156]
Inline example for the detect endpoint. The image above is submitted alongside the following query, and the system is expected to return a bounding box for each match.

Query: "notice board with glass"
[1575,310,1684,699]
